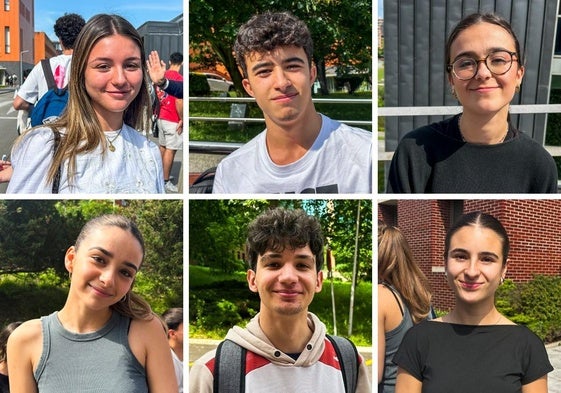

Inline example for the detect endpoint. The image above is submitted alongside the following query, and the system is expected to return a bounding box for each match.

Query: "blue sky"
[34,0,184,42]
[378,0,383,17]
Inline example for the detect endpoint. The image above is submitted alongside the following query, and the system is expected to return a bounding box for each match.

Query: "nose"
[99,269,115,286]
[278,263,298,283]
[112,66,127,86]
[474,60,492,80]
[464,259,481,278]
[272,69,291,90]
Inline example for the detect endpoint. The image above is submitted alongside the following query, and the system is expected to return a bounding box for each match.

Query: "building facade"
[0,0,33,84]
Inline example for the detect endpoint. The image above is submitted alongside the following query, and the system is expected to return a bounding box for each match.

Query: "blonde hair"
[26,14,152,186]
[378,224,432,323]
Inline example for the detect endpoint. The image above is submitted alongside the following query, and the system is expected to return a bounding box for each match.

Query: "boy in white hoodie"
[189,207,371,392]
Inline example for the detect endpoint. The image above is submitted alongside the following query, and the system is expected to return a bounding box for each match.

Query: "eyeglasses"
[447,50,518,80]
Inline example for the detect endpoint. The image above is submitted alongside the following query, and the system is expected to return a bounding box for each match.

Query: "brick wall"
[378,200,561,311]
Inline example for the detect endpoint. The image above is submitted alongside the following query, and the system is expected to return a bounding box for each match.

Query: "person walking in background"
[212,12,372,194]
[7,14,164,194]
[13,13,85,115]
[394,211,553,392]
[377,223,432,393]
[0,321,22,393]
[7,214,178,392]
[155,52,183,193]
[162,307,183,392]
[190,207,371,392]
[387,13,557,193]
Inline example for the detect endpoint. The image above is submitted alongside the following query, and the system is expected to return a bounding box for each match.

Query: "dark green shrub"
[496,276,561,342]
[189,73,211,96]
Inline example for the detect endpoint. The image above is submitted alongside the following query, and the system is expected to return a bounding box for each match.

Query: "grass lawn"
[189,92,373,143]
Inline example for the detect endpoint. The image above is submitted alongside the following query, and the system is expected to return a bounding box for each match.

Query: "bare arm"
[13,95,32,111]
[146,51,167,86]
[395,367,422,393]
[175,98,183,134]
[130,317,178,393]
[522,375,548,393]
[7,320,41,393]
[0,161,12,183]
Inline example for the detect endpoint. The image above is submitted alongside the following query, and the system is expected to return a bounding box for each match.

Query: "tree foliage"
[189,0,372,95]
[189,199,372,281]
[0,200,183,311]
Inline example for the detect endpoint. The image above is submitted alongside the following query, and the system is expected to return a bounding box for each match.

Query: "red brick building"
[378,199,561,310]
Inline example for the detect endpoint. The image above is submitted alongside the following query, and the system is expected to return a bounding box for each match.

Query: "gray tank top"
[379,283,414,393]
[34,311,148,393]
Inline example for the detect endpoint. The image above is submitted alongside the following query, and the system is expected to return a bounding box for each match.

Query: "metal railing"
[378,104,561,161]
[189,97,373,155]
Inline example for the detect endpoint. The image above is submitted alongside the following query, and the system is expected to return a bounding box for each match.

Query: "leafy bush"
[496,276,561,342]
[189,73,211,96]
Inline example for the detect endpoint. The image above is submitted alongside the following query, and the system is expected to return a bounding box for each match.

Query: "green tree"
[189,0,372,96]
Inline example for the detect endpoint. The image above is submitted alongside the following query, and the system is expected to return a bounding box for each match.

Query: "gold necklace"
[106,128,123,152]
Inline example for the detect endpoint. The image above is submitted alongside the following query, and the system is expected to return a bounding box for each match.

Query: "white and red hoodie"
[189,312,371,392]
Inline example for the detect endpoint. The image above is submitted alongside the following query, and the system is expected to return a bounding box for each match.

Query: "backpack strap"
[326,334,359,393]
[40,59,56,91]
[213,339,246,393]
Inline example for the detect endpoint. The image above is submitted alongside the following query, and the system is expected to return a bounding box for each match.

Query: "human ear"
[247,269,258,293]
[315,270,323,293]
[65,246,76,274]
[242,79,255,97]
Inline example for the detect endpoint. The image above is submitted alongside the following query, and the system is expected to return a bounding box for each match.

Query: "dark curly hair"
[246,208,324,272]
[234,11,313,78]
[169,52,183,65]
[54,13,86,50]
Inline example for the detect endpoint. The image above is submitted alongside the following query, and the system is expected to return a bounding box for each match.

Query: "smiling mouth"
[89,284,113,297]
[460,281,482,290]
[272,93,298,102]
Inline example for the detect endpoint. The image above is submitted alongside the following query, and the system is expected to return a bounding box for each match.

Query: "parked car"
[201,72,234,92]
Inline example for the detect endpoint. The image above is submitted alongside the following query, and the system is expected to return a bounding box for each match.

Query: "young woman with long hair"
[7,214,178,392]
[7,14,164,193]
[378,223,432,393]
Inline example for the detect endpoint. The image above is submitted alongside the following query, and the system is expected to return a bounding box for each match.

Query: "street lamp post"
[19,50,29,88]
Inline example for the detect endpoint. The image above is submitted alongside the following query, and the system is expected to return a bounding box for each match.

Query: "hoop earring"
[515,85,521,93]
[450,87,457,98]
[120,294,128,303]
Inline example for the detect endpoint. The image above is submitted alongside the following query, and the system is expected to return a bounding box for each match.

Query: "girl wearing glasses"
[387,13,557,193]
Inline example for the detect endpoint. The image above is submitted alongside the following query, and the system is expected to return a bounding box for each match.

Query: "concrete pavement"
[547,342,561,392]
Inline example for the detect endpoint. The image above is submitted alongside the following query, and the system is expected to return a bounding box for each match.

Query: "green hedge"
[189,73,211,97]
[496,275,561,342]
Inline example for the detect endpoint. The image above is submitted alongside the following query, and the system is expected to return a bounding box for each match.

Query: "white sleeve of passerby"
[16,62,43,104]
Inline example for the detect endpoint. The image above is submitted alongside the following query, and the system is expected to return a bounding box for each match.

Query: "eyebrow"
[89,246,139,272]
[453,47,515,61]
[250,56,306,74]
[89,56,142,63]
[450,248,500,259]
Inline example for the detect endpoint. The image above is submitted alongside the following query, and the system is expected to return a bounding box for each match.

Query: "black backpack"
[213,335,359,392]
[30,60,69,127]
[189,166,216,194]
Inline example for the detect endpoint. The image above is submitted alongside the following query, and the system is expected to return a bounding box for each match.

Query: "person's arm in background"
[146,50,183,99]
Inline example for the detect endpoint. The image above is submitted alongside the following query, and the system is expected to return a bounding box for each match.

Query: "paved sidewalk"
[548,343,561,392]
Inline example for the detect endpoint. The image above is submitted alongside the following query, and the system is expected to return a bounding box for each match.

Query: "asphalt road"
[0,87,183,193]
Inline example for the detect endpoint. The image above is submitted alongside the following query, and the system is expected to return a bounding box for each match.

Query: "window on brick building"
[4,0,9,11]
[4,27,10,53]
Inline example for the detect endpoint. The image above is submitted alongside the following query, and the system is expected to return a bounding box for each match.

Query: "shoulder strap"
[213,339,246,393]
[381,282,405,316]
[326,334,359,393]
[40,59,56,90]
